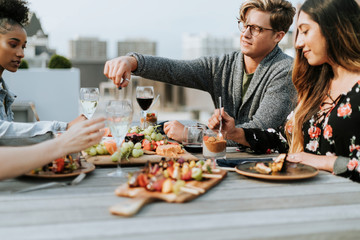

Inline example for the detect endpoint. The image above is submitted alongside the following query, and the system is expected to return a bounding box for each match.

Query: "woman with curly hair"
[0,0,105,180]
[208,0,360,182]
[0,0,86,145]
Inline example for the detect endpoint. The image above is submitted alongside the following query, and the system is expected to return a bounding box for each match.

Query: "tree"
[48,54,72,69]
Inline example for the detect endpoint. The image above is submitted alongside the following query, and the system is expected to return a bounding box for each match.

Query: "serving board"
[83,150,198,166]
[110,169,227,216]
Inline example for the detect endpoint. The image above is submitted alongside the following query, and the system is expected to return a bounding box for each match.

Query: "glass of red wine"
[182,125,205,153]
[136,86,154,129]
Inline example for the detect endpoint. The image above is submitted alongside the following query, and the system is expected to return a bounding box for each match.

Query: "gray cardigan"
[129,45,296,129]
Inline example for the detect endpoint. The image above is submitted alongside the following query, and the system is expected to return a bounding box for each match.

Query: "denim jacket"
[0,78,67,143]
[0,77,15,121]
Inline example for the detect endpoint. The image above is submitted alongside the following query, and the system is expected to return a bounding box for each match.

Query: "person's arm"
[286,152,337,172]
[0,115,87,146]
[208,108,289,153]
[104,52,234,94]
[0,120,67,138]
[0,118,105,180]
[208,108,250,146]
[163,120,185,142]
[104,56,138,88]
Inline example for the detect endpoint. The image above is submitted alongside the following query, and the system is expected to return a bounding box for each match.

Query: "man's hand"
[164,120,185,142]
[208,108,249,146]
[208,108,236,137]
[104,56,138,88]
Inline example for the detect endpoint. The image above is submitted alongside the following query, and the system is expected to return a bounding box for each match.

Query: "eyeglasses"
[238,21,274,36]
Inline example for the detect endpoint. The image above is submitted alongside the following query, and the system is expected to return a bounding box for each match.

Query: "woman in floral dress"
[208,0,360,182]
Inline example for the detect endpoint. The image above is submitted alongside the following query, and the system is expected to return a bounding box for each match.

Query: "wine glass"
[106,100,133,177]
[136,86,154,129]
[80,88,99,119]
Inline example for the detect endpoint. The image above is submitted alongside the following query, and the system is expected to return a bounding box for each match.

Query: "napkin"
[216,157,274,168]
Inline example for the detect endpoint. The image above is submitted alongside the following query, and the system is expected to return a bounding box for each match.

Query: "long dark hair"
[287,0,360,153]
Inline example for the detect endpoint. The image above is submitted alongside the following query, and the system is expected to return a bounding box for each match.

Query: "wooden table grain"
[1,150,360,240]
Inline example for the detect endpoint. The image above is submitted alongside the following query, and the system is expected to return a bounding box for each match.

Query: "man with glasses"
[104,0,296,143]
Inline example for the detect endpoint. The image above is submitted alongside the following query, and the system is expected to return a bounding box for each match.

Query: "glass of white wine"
[106,100,133,177]
[80,88,99,119]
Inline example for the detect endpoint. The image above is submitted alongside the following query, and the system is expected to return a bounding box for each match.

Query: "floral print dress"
[243,81,360,182]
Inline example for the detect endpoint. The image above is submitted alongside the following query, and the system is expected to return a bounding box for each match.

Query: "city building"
[69,37,107,61]
[182,32,240,60]
[117,39,157,56]
[69,37,108,88]
[23,12,56,68]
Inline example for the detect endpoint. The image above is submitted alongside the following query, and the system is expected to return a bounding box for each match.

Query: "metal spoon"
[218,96,223,139]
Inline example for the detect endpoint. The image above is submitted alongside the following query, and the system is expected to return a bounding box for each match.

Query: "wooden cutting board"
[109,169,227,216]
[83,150,198,166]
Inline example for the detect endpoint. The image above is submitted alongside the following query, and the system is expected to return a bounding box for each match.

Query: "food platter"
[110,169,228,216]
[24,162,95,178]
[235,160,318,180]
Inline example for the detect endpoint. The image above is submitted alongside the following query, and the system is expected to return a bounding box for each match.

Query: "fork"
[218,96,223,139]
[14,173,86,193]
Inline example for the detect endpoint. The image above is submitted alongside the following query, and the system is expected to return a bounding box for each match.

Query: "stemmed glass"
[136,86,154,129]
[80,88,99,119]
[106,100,133,177]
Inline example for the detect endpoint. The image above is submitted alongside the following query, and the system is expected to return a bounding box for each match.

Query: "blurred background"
[4,0,304,124]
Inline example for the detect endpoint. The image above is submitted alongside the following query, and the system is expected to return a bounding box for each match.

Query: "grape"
[155,133,163,141]
[127,141,134,149]
[144,135,151,141]
[89,147,97,156]
[120,146,129,154]
[143,129,151,136]
[84,147,92,153]
[150,132,157,140]
[110,151,121,162]
[172,180,186,195]
[96,145,105,155]
[121,142,131,150]
[147,126,154,133]
[191,167,203,181]
[132,149,144,158]
[102,145,108,155]
[134,142,142,149]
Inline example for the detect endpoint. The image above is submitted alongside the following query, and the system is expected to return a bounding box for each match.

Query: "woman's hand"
[104,56,138,88]
[287,152,337,172]
[66,114,87,130]
[57,117,105,155]
[164,120,185,142]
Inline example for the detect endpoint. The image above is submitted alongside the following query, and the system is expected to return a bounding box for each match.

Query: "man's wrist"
[126,52,139,72]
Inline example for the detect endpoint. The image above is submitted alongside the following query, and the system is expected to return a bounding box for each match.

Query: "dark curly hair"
[0,0,29,34]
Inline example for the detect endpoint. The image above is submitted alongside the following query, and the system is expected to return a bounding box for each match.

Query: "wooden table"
[1,150,360,240]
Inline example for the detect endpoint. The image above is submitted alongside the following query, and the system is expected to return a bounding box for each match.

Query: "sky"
[27,0,303,59]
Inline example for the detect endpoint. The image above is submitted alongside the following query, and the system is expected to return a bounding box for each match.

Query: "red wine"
[136,97,153,110]
[183,144,203,153]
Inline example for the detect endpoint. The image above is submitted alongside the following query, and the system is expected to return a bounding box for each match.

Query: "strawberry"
[53,158,65,173]
[137,173,149,188]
